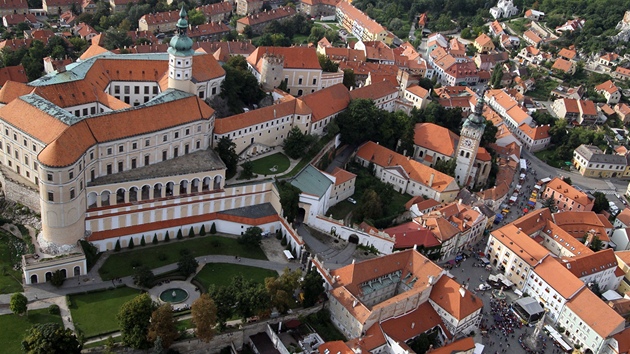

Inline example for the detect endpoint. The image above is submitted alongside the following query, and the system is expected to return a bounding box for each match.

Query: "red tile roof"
[384,221,440,249]
[331,167,356,185]
[430,276,483,320]
[413,123,458,157]
[0,64,27,87]
[238,6,296,26]
[247,46,320,70]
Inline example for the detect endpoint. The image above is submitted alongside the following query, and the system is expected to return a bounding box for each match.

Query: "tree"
[317,54,338,73]
[177,252,199,277]
[265,268,302,313]
[114,239,121,251]
[336,99,380,146]
[592,192,609,213]
[50,269,65,287]
[187,9,206,26]
[103,28,132,50]
[117,293,155,349]
[301,269,324,307]
[342,69,355,89]
[128,238,135,249]
[164,231,170,242]
[283,126,310,159]
[22,323,81,354]
[188,226,195,238]
[152,234,158,244]
[140,235,146,246]
[220,55,265,114]
[563,177,572,185]
[460,27,473,39]
[208,223,215,235]
[481,120,498,147]
[355,189,383,221]
[239,160,254,179]
[133,265,155,288]
[542,198,558,213]
[433,158,456,177]
[215,136,239,177]
[490,67,503,88]
[176,229,183,240]
[191,293,217,342]
[277,181,301,223]
[147,304,178,349]
[238,226,263,248]
[10,293,27,316]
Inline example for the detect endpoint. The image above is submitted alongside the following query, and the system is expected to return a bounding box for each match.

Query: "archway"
[191,178,200,193]
[179,180,188,195]
[202,177,211,192]
[74,266,81,276]
[116,188,126,204]
[100,191,110,207]
[153,183,162,198]
[129,187,138,202]
[60,269,67,278]
[213,175,222,190]
[348,234,359,244]
[87,192,98,208]
[141,185,150,200]
[30,274,38,284]
[296,208,306,224]
[45,272,52,281]
[165,182,174,197]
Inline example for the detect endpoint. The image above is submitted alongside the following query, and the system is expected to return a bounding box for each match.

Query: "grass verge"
[0,308,63,353]
[249,152,291,176]
[194,263,279,289]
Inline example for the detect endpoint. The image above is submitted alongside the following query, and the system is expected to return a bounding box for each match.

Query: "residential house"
[524,9,545,21]
[429,276,484,336]
[299,0,338,18]
[383,221,440,254]
[235,0,263,16]
[473,33,495,53]
[138,10,180,32]
[0,0,28,17]
[560,249,623,292]
[615,103,630,124]
[73,22,98,41]
[2,13,41,29]
[600,52,621,68]
[193,40,257,63]
[523,30,543,48]
[43,56,73,74]
[59,10,76,27]
[499,34,520,49]
[328,167,356,206]
[417,12,428,29]
[489,20,505,37]
[349,79,399,112]
[555,18,585,33]
[557,47,577,61]
[188,22,231,42]
[403,84,430,110]
[354,40,394,64]
[595,80,621,105]
[236,7,296,34]
[197,2,233,23]
[109,0,138,13]
[551,58,576,75]
[542,177,594,212]
[516,124,550,152]
[406,197,441,218]
[490,0,518,19]
[474,51,509,71]
[0,64,27,87]
[42,0,82,15]
[336,0,390,45]
[612,66,630,81]
[573,144,627,178]
[246,46,322,95]
[616,251,630,293]
[552,98,599,125]
[517,46,544,65]
[355,141,460,203]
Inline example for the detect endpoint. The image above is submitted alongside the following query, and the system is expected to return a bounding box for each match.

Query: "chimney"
[428,173,434,187]
[459,285,466,297]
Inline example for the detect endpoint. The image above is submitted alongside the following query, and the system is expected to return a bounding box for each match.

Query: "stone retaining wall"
[0,169,40,213]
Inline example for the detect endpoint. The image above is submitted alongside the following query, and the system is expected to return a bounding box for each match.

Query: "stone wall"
[170,306,321,353]
[0,169,40,213]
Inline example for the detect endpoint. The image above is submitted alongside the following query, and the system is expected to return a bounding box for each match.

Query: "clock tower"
[455,92,486,187]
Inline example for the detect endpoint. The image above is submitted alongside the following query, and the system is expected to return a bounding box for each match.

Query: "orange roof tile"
[544,177,592,208]
[336,0,385,35]
[356,141,457,193]
[322,47,365,62]
[247,46,320,70]
[617,208,630,226]
[430,276,483,320]
[350,79,398,101]
[140,9,179,26]
[474,33,493,47]
[406,84,429,98]
[384,221,440,249]
[552,58,573,73]
[0,80,32,103]
[0,64,27,87]
[331,167,356,185]
[380,302,449,342]
[338,61,398,76]
[491,224,549,266]
[317,341,353,354]
[196,2,233,17]
[566,288,625,337]
[413,123,458,157]
[617,250,630,265]
[551,211,610,242]
[519,124,550,141]
[523,30,542,44]
[431,337,476,354]
[298,83,350,123]
[559,249,619,279]
[214,97,300,134]
[595,80,619,94]
[238,6,296,26]
[534,257,584,300]
[558,48,577,60]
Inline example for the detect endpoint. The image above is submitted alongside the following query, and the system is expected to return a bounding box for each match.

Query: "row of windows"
[113,85,159,95]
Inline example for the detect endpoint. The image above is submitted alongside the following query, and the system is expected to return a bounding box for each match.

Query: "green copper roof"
[290,165,333,198]
[168,5,194,57]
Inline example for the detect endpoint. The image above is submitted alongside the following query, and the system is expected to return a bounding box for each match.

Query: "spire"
[176,5,188,34]
[462,89,486,129]
[168,5,194,56]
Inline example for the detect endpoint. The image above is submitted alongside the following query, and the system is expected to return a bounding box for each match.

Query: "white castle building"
[490,0,519,19]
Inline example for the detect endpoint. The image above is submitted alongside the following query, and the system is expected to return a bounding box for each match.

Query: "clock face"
[463,138,473,148]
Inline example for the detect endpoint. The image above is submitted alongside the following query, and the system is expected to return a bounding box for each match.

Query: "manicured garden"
[249,152,291,175]
[0,230,25,294]
[0,308,63,353]
[99,235,268,280]
[69,286,141,338]
[194,263,278,289]
[325,200,355,220]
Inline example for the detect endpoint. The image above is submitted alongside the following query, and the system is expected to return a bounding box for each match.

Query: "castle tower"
[259,52,284,91]
[167,6,194,93]
[455,91,486,187]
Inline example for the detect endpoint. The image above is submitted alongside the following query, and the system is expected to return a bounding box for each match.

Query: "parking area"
[447,251,571,354]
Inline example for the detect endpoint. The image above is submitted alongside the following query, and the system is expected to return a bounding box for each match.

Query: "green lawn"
[99,235,268,280]
[534,149,565,168]
[0,308,63,353]
[193,263,278,289]
[326,200,355,220]
[293,34,308,44]
[0,231,25,294]
[69,287,141,338]
[249,152,291,176]
[528,79,558,100]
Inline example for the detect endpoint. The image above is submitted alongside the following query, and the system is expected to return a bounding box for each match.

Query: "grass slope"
[0,308,63,353]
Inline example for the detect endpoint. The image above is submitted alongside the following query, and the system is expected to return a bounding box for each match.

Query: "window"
[47,173,53,181]
[90,169,95,181]
[23,139,26,146]
[298,78,303,85]
[24,156,28,165]
[196,140,200,149]
[32,144,36,152]
[69,171,73,179]
[185,128,190,135]
[174,132,179,139]
[70,189,75,199]
[131,158,136,169]
[124,86,130,94]
[173,147,178,158]
[117,162,123,172]
[144,86,149,94]
[47,191,54,202]
[107,148,112,155]
[199,91,205,99]
[163,135,167,142]
[80,181,83,190]
[153,86,158,94]
[162,150,167,161]
[145,139,150,147]
[313,78,317,85]
[106,164,112,174]
[132,142,137,150]
[144,155,149,166]
[114,86,120,94]
[90,151,94,160]
[134,86,140,94]
[118,145,124,153]
[212,87,216,95]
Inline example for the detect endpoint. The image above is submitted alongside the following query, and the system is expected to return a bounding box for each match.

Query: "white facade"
[490,0,519,19]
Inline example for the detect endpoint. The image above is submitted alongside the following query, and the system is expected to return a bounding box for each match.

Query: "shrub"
[177,229,183,240]
[281,236,287,246]
[114,240,121,252]
[275,230,282,240]
[164,231,170,242]
[140,236,146,246]
[51,270,65,287]
[210,222,216,234]
[48,304,60,315]
[128,238,135,249]
[199,225,206,236]
[188,226,195,238]
[152,234,158,244]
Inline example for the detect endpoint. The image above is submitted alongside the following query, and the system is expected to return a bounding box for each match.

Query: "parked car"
[347,197,356,204]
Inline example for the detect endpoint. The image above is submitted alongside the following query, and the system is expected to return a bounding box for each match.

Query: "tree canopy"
[147,304,178,349]
[177,251,199,277]
[10,293,27,316]
[237,226,263,248]
[301,269,325,307]
[215,136,239,178]
[592,192,609,213]
[283,126,316,159]
[191,293,217,343]
[22,323,82,354]
[220,55,266,114]
[117,293,156,349]
[277,181,301,223]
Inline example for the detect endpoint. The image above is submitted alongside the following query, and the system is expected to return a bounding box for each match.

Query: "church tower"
[455,92,486,187]
[167,6,194,92]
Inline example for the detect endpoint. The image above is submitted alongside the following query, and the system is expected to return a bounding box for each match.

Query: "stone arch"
[129,187,138,202]
[191,178,200,193]
[213,175,222,190]
[202,177,211,192]
[141,185,151,200]
[153,183,163,198]
[179,180,188,195]
[100,190,111,206]
[30,274,38,284]
[74,266,81,276]
[165,182,174,197]
[87,192,98,208]
[60,269,67,278]
[348,234,359,244]
[116,188,126,204]
[45,272,52,281]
